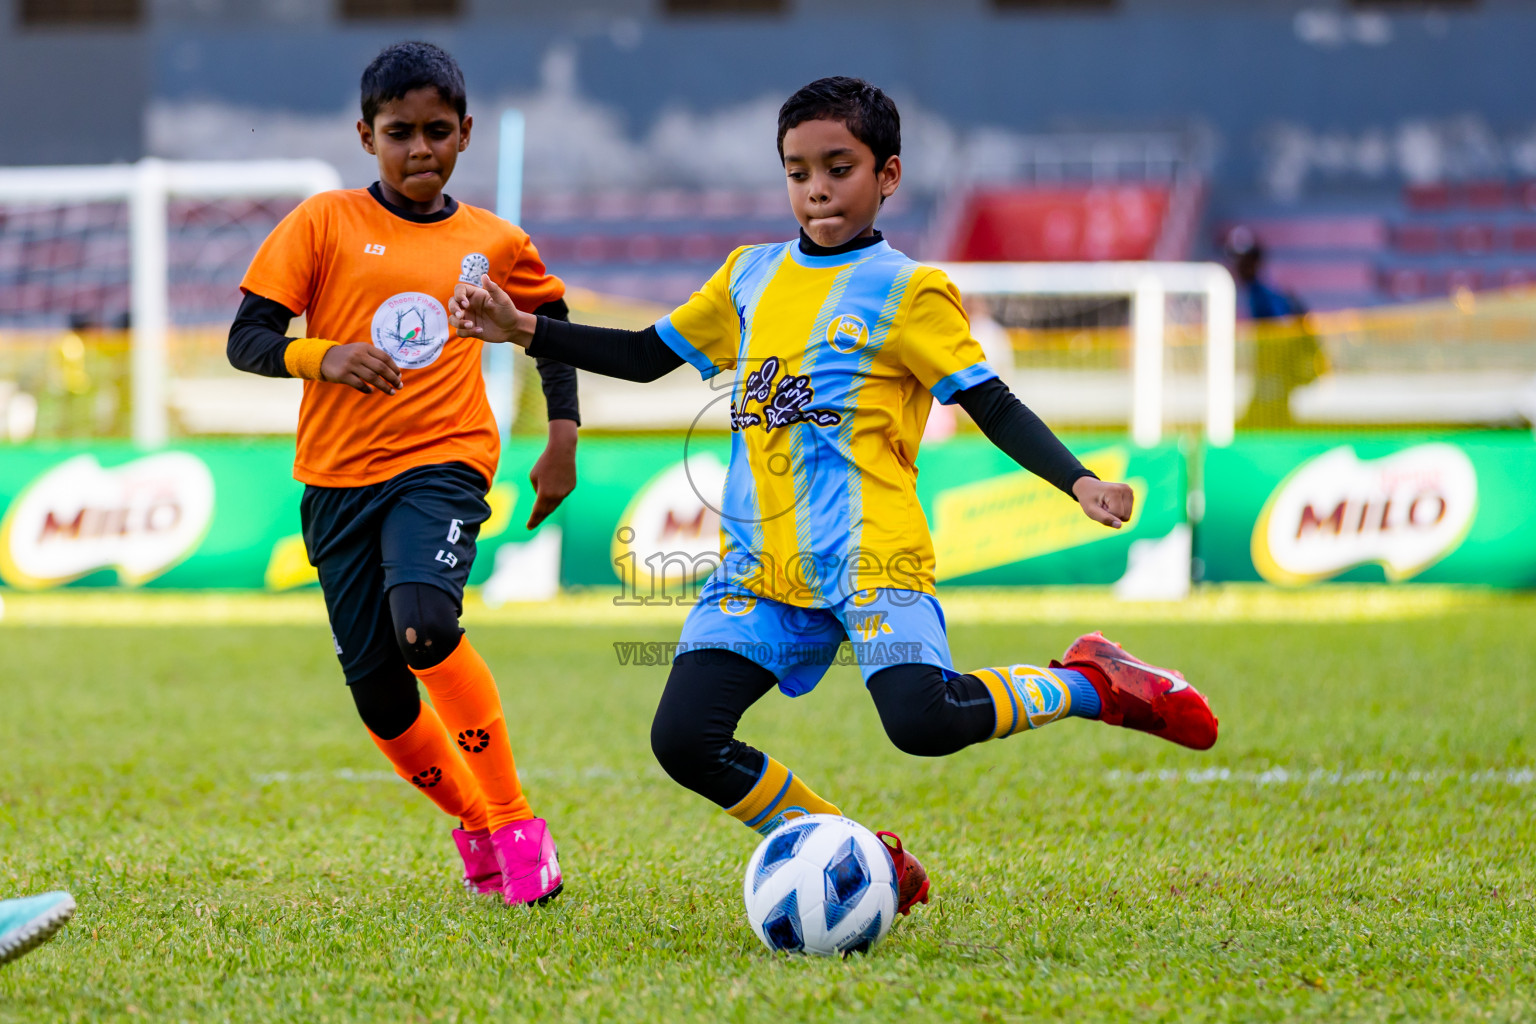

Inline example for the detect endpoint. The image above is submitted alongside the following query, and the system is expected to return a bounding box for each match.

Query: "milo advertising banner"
[1199,433,1536,586]
[0,437,1185,592]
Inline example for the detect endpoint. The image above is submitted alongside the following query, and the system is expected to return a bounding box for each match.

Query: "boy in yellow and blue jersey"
[451,77,1219,915]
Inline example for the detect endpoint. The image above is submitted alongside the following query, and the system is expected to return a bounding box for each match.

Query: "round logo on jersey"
[372,292,450,369]
[459,252,490,285]
[826,313,869,354]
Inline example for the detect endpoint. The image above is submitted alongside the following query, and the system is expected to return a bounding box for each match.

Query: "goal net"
[934,262,1237,447]
[0,159,341,444]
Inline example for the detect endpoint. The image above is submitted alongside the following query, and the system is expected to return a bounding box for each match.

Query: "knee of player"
[388,584,462,670]
[870,665,954,757]
[879,715,953,758]
[649,710,712,782]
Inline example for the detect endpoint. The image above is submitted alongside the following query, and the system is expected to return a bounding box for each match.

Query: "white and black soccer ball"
[742,814,898,957]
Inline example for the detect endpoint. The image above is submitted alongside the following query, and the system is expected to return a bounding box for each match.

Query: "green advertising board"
[1198,432,1536,587]
[0,436,1185,592]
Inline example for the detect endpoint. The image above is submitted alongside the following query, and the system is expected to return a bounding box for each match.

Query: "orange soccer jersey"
[241,188,564,487]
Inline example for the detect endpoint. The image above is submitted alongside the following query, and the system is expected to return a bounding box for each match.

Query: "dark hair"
[777,76,901,170]
[360,41,467,125]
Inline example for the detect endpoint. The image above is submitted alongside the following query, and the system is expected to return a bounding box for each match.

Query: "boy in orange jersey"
[228,41,569,906]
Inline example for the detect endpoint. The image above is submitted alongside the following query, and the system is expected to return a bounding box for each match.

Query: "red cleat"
[877,831,931,916]
[1056,631,1218,751]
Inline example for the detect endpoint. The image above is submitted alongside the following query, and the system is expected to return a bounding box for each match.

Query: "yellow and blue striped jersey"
[656,238,996,608]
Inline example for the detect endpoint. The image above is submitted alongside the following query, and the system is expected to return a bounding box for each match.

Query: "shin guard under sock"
[367,702,489,831]
[973,664,1101,739]
[411,637,533,831]
[725,756,840,836]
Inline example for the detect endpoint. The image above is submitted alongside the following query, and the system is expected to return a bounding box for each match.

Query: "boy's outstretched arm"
[525,297,581,530]
[953,378,1134,529]
[227,291,402,395]
[452,278,684,383]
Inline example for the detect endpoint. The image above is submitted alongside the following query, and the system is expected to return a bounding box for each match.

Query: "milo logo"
[1251,443,1478,584]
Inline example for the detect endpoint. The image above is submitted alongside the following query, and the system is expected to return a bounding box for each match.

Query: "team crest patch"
[459,252,491,285]
[372,292,450,369]
[826,314,869,354]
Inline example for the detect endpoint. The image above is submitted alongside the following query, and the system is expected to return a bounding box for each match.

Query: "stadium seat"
[1381,267,1434,300]
[1404,183,1451,211]
[1509,225,1536,251]
[1464,181,1509,209]
[1393,223,1441,255]
[1451,223,1499,254]
[1445,268,1484,293]
[1268,260,1376,294]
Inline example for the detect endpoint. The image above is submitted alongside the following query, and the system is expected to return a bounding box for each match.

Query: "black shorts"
[300,462,491,683]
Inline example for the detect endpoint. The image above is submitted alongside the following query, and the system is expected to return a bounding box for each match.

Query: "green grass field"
[2,592,1533,1022]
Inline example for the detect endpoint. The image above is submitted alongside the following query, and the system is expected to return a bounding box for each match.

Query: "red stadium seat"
[1463,181,1509,209]
[1450,223,1499,254]
[1392,223,1441,254]
[1404,183,1451,212]
[1509,225,1536,251]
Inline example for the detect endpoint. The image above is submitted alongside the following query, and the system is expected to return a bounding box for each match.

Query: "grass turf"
[1,597,1533,1022]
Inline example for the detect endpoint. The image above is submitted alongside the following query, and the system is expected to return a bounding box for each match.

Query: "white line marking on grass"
[1104,767,1536,787]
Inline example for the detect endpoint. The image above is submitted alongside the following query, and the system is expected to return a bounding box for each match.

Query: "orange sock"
[367,702,488,832]
[411,637,533,831]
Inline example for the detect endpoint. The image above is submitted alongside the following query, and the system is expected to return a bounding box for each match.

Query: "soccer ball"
[742,814,898,957]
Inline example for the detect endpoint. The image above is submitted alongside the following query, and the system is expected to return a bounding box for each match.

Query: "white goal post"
[934,262,1238,447]
[0,158,342,446]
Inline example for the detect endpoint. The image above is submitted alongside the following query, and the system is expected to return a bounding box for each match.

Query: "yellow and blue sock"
[972,664,1101,740]
[725,755,840,835]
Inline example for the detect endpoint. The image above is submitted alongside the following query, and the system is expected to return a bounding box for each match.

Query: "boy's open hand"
[450,275,534,347]
[1073,476,1134,529]
[527,419,578,529]
[320,342,402,395]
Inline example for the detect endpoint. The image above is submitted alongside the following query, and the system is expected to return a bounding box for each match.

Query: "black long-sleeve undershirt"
[528,318,681,382]
[954,377,1096,496]
[528,317,1094,497]
[227,292,581,424]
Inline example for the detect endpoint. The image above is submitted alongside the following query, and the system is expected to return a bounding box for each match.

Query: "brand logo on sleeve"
[371,292,449,369]
[459,252,490,285]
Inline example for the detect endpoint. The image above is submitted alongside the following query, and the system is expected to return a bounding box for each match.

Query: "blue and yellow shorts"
[676,584,954,697]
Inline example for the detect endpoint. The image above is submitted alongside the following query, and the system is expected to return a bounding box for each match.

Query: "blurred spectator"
[1226,227,1321,428]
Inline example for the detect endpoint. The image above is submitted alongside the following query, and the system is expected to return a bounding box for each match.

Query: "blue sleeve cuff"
[655,315,723,381]
[929,362,998,405]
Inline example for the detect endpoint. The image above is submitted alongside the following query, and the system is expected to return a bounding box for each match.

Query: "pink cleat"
[453,827,503,897]
[490,818,563,907]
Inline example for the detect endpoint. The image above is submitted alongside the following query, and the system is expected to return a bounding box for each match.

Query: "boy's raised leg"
[965,639,1216,749]
[1053,632,1218,750]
